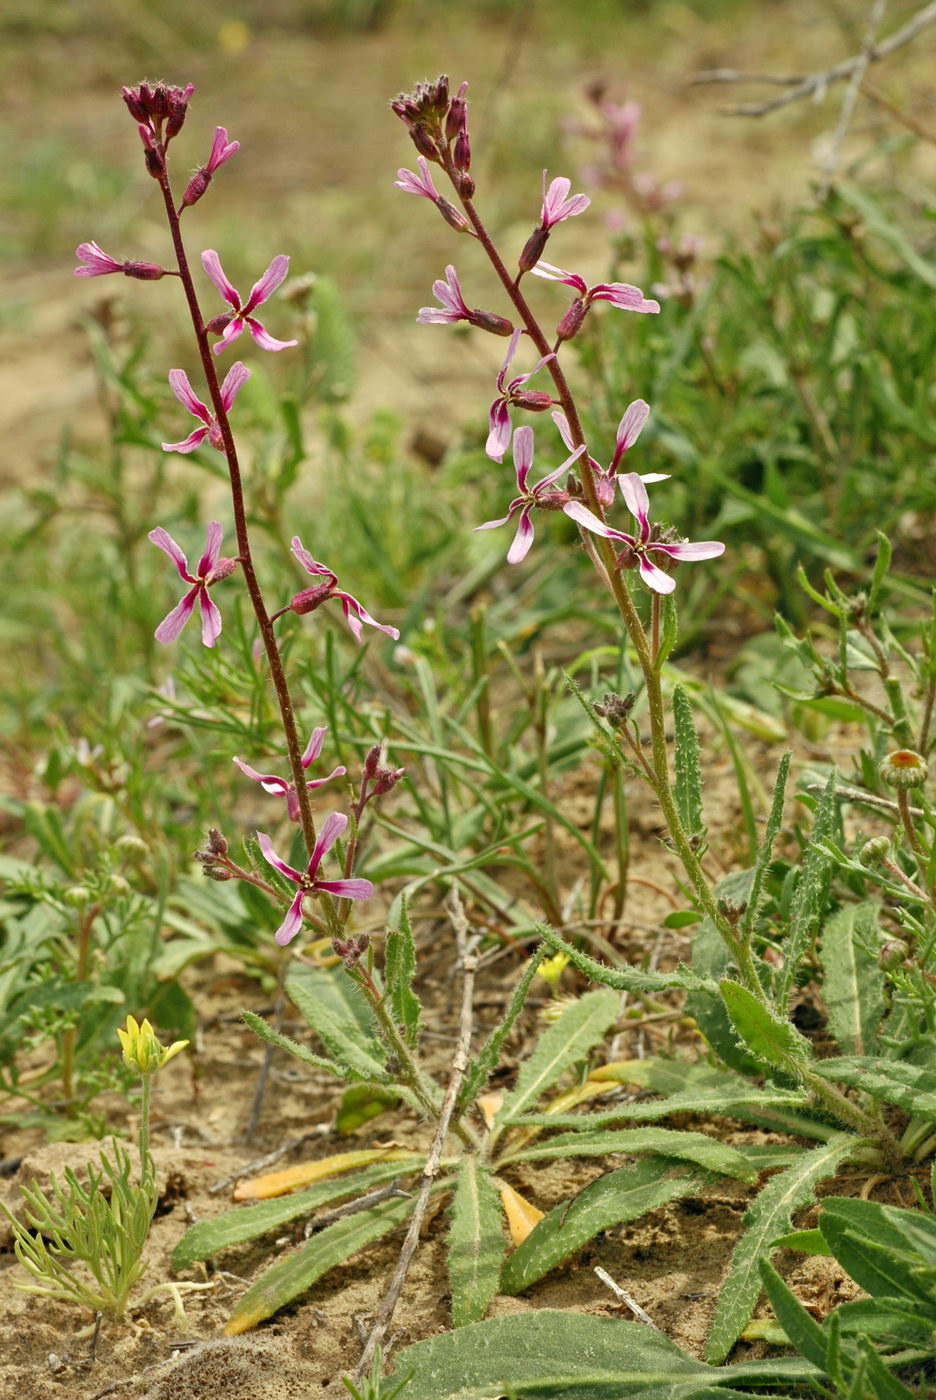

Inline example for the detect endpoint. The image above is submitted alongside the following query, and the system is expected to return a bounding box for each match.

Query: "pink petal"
[206,126,239,173]
[592,283,660,314]
[512,426,534,491]
[148,527,194,582]
[562,500,631,543]
[486,401,511,463]
[534,444,585,494]
[244,254,290,312]
[511,350,556,390]
[212,317,246,356]
[496,328,523,391]
[197,521,224,574]
[337,591,400,643]
[274,891,307,946]
[201,249,240,309]
[154,586,198,643]
[306,765,347,789]
[506,507,535,564]
[474,506,520,533]
[301,727,327,766]
[74,241,122,276]
[551,410,575,452]
[290,537,335,583]
[315,878,374,901]
[167,368,211,423]
[257,831,304,884]
[531,262,587,295]
[161,426,210,454]
[637,555,676,594]
[308,811,349,875]
[417,307,463,325]
[618,473,651,536]
[198,591,223,647]
[615,400,650,456]
[653,540,726,561]
[219,361,251,411]
[245,317,298,353]
[233,757,291,795]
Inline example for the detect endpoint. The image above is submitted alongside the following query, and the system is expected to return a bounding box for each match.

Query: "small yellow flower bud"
[117,1015,189,1075]
[537,951,570,989]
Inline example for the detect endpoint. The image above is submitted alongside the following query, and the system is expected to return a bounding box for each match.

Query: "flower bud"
[362,744,383,782]
[182,169,211,207]
[288,583,334,615]
[879,750,928,790]
[144,145,165,180]
[454,130,471,172]
[437,198,471,234]
[109,874,131,896]
[511,390,553,412]
[206,827,229,857]
[117,1014,188,1075]
[518,226,550,273]
[556,296,589,343]
[878,939,909,970]
[456,170,475,199]
[373,764,405,797]
[409,124,440,162]
[165,83,195,139]
[859,835,891,866]
[205,311,234,335]
[63,885,93,907]
[116,834,148,860]
[593,691,636,729]
[446,81,468,140]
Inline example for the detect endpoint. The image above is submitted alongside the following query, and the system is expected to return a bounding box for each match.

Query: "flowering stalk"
[420,130,754,987]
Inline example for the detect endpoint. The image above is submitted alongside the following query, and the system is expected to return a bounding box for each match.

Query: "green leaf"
[740,752,791,941]
[224,1194,416,1334]
[758,1258,828,1370]
[502,1127,758,1182]
[777,769,837,1006]
[460,944,545,1107]
[384,1308,820,1400]
[770,1228,828,1254]
[508,1086,807,1130]
[820,902,885,1056]
[673,685,704,840]
[285,964,388,1082]
[170,1160,421,1271]
[494,989,619,1128]
[705,1133,859,1363]
[819,1197,936,1305]
[538,926,714,995]
[856,1341,919,1400]
[501,1156,709,1295]
[447,1157,506,1326]
[837,183,936,289]
[811,1057,936,1123]
[335,1084,399,1134]
[384,897,422,1049]
[241,1010,345,1078]
[720,979,811,1071]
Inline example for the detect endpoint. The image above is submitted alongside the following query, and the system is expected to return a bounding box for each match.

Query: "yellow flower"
[117,1015,188,1075]
[537,951,570,990]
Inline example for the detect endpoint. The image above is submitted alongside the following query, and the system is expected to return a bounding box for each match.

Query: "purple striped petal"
[637,554,676,594]
[161,426,210,454]
[257,831,305,884]
[167,369,211,423]
[562,500,632,543]
[233,758,291,795]
[308,811,348,876]
[245,317,298,352]
[506,506,536,564]
[301,727,327,766]
[201,250,240,308]
[154,586,198,643]
[618,473,651,538]
[212,316,246,356]
[196,522,224,574]
[244,254,290,312]
[274,891,307,946]
[315,878,374,901]
[149,527,194,582]
[513,426,534,491]
[653,540,726,561]
[219,361,251,411]
[198,591,223,647]
[486,401,512,463]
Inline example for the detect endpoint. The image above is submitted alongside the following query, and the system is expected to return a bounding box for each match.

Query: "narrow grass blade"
[705,1133,859,1363]
[494,988,619,1128]
[224,1194,416,1335]
[448,1157,506,1326]
[501,1157,709,1295]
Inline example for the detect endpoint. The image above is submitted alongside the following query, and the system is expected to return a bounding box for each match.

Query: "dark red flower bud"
[456,170,475,199]
[453,130,471,172]
[122,260,166,281]
[437,198,471,234]
[207,827,229,856]
[288,583,334,615]
[205,311,234,335]
[518,226,550,273]
[445,82,468,140]
[555,296,589,343]
[121,86,149,123]
[373,765,405,797]
[467,309,515,337]
[430,75,450,110]
[144,146,165,180]
[362,744,382,781]
[165,83,194,139]
[409,124,440,162]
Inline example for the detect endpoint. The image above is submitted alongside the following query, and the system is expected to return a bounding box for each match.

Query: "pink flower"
[551,401,668,509]
[540,174,591,229]
[74,242,164,280]
[148,521,238,646]
[532,262,660,315]
[161,363,250,453]
[258,815,374,945]
[475,426,585,564]
[182,127,240,207]
[201,250,298,356]
[395,156,441,201]
[233,727,347,822]
[417,264,470,325]
[289,538,400,643]
[486,328,555,462]
[563,475,724,595]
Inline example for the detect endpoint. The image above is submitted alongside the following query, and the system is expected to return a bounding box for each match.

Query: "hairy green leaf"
[758,1258,828,1369]
[811,1057,936,1123]
[170,1159,421,1271]
[740,751,791,940]
[820,901,885,1056]
[384,896,422,1050]
[508,1085,807,1130]
[720,979,811,1071]
[538,926,714,995]
[460,944,545,1107]
[495,988,619,1128]
[447,1157,506,1326]
[285,964,388,1082]
[502,1127,758,1182]
[777,769,837,1006]
[240,1010,344,1078]
[673,685,705,841]
[706,1134,859,1363]
[501,1156,709,1294]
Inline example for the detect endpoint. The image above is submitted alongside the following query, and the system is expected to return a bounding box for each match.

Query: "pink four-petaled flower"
[416,265,471,325]
[161,363,250,454]
[201,250,298,356]
[289,538,400,643]
[394,156,441,202]
[532,262,660,315]
[475,426,585,564]
[552,401,668,509]
[258,815,374,946]
[540,174,591,229]
[233,727,347,822]
[148,521,238,646]
[486,328,555,463]
[564,475,724,595]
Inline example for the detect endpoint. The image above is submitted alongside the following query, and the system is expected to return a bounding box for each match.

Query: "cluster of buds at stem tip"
[193,827,234,880]
[121,80,195,175]
[117,1014,188,1076]
[356,744,406,817]
[390,75,475,196]
[332,933,370,969]
[593,691,637,730]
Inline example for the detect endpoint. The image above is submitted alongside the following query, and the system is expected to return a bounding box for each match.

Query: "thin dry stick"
[594,1266,659,1328]
[354,887,480,1380]
[817,0,888,198]
[692,0,936,116]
